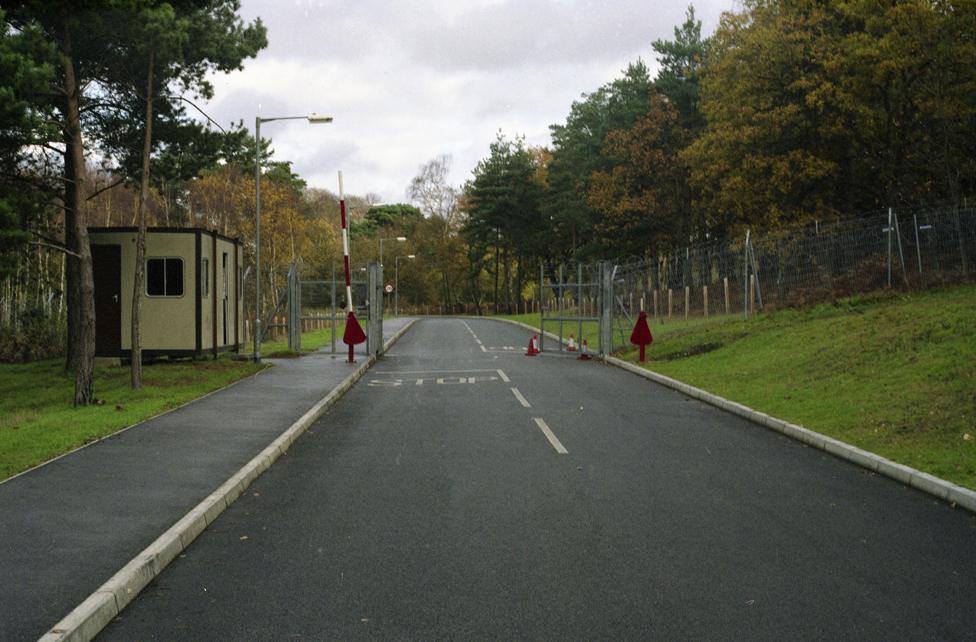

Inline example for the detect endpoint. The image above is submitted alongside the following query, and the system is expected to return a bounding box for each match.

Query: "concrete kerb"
[602,354,976,514]
[39,318,419,642]
[486,316,976,514]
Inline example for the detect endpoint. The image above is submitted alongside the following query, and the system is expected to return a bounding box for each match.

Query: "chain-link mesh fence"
[605,206,976,352]
[297,277,369,352]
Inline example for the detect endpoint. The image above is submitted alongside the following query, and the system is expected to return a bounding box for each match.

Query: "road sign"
[385,284,393,293]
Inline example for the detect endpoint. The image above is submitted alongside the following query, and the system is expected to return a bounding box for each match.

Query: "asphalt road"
[100,318,976,640]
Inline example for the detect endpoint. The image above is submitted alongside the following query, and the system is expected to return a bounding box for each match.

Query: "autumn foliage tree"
[684,0,976,228]
[588,92,692,258]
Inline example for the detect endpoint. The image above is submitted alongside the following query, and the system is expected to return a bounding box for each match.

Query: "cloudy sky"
[201,0,735,202]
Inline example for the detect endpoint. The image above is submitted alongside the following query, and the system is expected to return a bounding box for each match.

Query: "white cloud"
[199,0,734,202]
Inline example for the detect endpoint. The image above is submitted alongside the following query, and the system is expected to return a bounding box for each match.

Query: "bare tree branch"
[30,240,82,259]
[86,176,127,201]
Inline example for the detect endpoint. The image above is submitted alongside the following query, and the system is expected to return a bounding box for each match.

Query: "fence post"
[287,262,301,353]
[743,229,751,317]
[724,277,730,315]
[367,261,382,358]
[750,274,756,313]
[914,214,923,279]
[653,289,659,321]
[668,288,673,322]
[749,235,763,310]
[703,285,709,318]
[578,263,584,347]
[684,286,690,319]
[558,264,564,352]
[887,207,893,287]
[539,262,546,352]
[599,262,613,357]
[893,211,909,287]
[953,205,969,275]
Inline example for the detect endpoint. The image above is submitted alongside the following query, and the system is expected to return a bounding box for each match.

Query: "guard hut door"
[92,244,122,355]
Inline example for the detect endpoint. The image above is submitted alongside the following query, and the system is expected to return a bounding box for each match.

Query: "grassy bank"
[498,285,976,490]
[0,356,266,482]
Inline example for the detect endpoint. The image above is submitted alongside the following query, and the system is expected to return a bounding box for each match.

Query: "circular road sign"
[385,284,394,293]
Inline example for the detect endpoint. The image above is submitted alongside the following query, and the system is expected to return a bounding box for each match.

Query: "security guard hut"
[89,227,244,359]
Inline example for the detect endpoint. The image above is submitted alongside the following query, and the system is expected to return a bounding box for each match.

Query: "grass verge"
[0,356,266,482]
[497,285,976,490]
[260,321,347,357]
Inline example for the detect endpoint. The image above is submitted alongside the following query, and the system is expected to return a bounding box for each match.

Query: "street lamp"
[254,113,332,363]
[395,254,415,317]
[379,236,406,268]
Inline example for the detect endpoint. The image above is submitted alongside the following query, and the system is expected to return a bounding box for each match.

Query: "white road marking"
[368,379,403,387]
[374,369,500,375]
[496,369,510,382]
[461,320,492,353]
[511,388,531,408]
[436,376,481,384]
[370,375,499,387]
[533,418,568,454]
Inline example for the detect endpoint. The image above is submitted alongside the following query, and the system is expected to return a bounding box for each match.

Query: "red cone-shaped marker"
[630,310,653,362]
[525,334,540,356]
[343,310,367,363]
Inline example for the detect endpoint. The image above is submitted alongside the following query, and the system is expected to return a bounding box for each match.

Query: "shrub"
[0,309,65,363]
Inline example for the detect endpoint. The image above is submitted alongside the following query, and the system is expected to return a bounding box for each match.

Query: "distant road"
[102,318,976,640]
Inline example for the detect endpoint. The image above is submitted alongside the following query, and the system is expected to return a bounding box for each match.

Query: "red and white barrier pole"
[338,171,366,362]
[339,171,353,313]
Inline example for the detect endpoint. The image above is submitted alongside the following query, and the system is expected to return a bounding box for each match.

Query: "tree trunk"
[61,21,95,406]
[132,47,155,389]
[503,243,511,314]
[64,151,76,372]
[515,254,523,316]
[493,231,500,315]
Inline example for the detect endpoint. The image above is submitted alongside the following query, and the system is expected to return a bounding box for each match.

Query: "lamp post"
[253,113,332,363]
[395,254,415,317]
[379,236,406,268]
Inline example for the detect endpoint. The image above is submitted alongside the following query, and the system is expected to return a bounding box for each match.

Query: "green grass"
[0,356,266,482]
[497,285,976,489]
[260,321,346,357]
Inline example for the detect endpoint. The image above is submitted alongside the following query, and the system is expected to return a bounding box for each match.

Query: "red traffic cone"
[578,338,592,360]
[525,334,540,356]
[567,334,577,352]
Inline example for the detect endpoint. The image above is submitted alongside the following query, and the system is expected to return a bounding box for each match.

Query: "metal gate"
[278,261,384,356]
[538,262,607,356]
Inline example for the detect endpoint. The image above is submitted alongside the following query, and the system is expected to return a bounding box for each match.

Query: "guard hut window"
[201,258,209,298]
[146,257,184,297]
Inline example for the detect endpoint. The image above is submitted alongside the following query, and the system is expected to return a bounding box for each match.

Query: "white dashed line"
[532,418,568,454]
[496,369,510,382]
[510,388,531,408]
